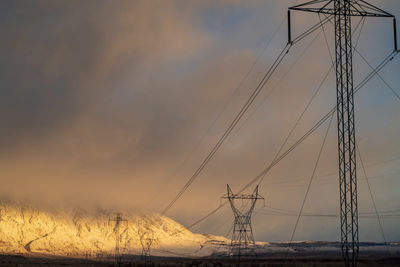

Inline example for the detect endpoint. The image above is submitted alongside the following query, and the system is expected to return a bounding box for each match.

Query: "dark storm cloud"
[0,0,263,199]
[0,0,208,154]
[0,1,92,150]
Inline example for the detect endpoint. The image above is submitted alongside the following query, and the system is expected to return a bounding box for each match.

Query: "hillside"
[0,202,229,258]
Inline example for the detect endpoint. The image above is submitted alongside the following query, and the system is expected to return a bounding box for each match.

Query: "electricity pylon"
[138,224,154,260]
[288,1,397,266]
[222,184,264,258]
[109,213,128,265]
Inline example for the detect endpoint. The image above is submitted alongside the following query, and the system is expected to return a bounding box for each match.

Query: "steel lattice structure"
[222,185,264,258]
[288,1,396,266]
[109,213,128,265]
[138,225,154,260]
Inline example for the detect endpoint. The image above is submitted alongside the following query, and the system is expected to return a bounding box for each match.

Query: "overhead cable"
[187,49,398,230]
[161,15,334,215]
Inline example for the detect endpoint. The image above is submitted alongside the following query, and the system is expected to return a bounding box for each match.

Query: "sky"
[1,0,400,243]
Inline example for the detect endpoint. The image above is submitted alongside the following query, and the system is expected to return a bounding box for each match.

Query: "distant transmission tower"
[109,213,128,265]
[222,184,264,258]
[138,225,154,260]
[288,1,397,266]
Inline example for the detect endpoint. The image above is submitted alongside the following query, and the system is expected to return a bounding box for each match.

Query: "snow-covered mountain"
[2,201,399,260]
[0,201,229,258]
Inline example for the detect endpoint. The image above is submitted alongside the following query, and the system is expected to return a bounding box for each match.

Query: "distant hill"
[0,201,229,258]
[1,201,399,260]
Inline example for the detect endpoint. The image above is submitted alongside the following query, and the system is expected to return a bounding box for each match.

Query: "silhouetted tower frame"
[138,225,154,260]
[109,213,128,265]
[288,1,396,266]
[222,185,264,258]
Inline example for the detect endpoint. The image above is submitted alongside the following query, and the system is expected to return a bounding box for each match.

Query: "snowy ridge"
[0,202,229,257]
[1,202,398,259]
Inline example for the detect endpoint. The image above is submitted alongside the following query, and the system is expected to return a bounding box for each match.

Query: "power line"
[322,12,400,102]
[263,205,400,217]
[251,15,365,190]
[288,112,334,249]
[254,16,367,191]
[264,154,400,187]
[187,49,398,231]
[149,2,288,208]
[318,14,335,66]
[253,15,343,188]
[257,63,333,187]
[257,211,400,219]
[353,46,400,102]
[230,23,327,144]
[161,15,334,216]
[356,141,389,252]
[161,42,291,215]
[263,171,400,188]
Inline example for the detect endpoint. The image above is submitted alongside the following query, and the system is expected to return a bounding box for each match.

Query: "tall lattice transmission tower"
[109,213,128,265]
[288,1,397,266]
[138,224,154,260]
[222,184,264,258]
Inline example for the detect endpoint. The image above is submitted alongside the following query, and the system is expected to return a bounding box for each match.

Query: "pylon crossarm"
[289,0,394,17]
[222,194,262,200]
[356,0,394,17]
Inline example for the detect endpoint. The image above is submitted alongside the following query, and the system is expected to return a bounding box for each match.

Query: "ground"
[1,254,400,267]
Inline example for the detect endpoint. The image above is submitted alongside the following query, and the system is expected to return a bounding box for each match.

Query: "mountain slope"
[0,202,229,257]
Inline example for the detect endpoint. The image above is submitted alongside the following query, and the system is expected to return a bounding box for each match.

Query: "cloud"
[0,0,400,243]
